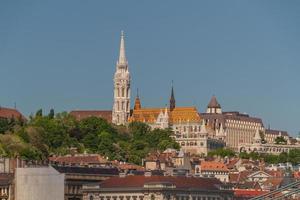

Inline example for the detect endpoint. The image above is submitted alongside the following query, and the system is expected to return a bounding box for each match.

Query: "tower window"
[122,88,125,97]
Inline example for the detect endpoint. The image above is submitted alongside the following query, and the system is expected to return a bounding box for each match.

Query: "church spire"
[112,31,131,125]
[134,88,141,110]
[118,30,127,66]
[170,81,176,111]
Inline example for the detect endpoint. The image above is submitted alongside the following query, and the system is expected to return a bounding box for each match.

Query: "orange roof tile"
[129,107,201,124]
[201,161,229,172]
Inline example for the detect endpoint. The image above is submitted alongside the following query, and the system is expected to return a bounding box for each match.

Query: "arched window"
[90,195,94,200]
[122,88,125,97]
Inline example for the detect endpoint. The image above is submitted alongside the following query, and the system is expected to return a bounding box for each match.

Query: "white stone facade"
[174,123,225,156]
[112,31,131,125]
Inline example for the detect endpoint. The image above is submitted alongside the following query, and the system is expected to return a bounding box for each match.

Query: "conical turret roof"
[207,95,221,108]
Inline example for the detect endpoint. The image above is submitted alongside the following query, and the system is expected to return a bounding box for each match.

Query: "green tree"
[275,136,287,145]
[48,109,55,119]
[208,148,236,158]
[35,109,43,117]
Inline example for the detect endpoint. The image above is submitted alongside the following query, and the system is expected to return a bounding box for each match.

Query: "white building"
[15,166,64,200]
[201,96,265,151]
[238,129,300,155]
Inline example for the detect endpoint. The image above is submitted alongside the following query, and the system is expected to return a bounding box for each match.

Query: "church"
[70,31,202,128]
[70,31,225,155]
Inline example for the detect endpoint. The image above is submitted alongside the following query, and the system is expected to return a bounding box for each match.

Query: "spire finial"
[137,88,139,98]
[118,30,127,65]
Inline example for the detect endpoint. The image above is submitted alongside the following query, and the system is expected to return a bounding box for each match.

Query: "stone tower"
[112,31,131,125]
[206,95,222,114]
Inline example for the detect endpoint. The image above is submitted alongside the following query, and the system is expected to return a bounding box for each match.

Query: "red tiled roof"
[229,171,252,183]
[234,189,267,198]
[265,170,283,178]
[100,175,222,190]
[262,178,283,189]
[70,110,112,122]
[294,171,300,179]
[226,158,240,169]
[201,161,229,172]
[49,154,108,165]
[0,107,25,120]
[116,163,145,171]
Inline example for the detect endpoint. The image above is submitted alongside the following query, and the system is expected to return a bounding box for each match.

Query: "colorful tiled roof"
[129,107,201,124]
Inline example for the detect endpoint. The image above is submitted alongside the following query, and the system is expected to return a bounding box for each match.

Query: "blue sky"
[0,1,299,135]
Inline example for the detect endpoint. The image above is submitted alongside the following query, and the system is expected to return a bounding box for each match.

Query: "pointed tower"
[206,95,222,114]
[170,82,176,111]
[254,128,262,144]
[112,31,131,125]
[134,89,141,110]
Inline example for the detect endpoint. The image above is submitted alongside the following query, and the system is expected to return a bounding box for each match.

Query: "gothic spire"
[170,81,176,111]
[134,88,141,110]
[118,30,127,65]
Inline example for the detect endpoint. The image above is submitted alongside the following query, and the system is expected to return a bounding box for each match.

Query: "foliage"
[239,150,300,165]
[275,136,287,145]
[0,112,179,164]
[207,148,236,158]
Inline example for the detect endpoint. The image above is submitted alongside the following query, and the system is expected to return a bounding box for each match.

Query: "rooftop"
[99,175,223,190]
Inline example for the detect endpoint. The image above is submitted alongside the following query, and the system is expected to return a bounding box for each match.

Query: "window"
[90,195,94,200]
[122,88,125,97]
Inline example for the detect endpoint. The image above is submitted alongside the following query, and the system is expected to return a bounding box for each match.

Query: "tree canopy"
[0,110,179,165]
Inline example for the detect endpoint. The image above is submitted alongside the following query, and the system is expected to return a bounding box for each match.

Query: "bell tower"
[112,31,131,125]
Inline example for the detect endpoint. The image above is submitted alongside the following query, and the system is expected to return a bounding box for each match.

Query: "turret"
[206,95,222,114]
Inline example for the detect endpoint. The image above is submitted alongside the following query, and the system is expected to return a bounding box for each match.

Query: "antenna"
[14,102,17,109]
